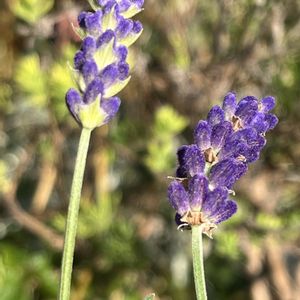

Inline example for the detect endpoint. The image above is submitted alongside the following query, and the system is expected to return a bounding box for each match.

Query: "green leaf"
[215,231,241,260]
[9,0,54,24]
[15,53,47,107]
[154,105,188,137]
[49,64,75,120]
[0,244,57,300]
[145,139,174,173]
[52,193,120,239]
[145,105,188,173]
[256,213,282,230]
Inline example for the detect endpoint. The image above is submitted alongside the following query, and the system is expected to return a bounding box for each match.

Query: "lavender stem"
[192,225,207,300]
[59,128,92,300]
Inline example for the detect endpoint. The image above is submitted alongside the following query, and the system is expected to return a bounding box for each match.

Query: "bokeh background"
[1,0,300,299]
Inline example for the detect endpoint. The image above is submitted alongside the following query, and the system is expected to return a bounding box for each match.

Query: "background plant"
[1,0,300,299]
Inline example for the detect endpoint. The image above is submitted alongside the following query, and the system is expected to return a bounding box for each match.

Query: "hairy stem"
[192,225,207,300]
[58,128,92,300]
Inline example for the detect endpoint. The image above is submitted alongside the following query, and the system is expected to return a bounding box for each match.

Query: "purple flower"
[194,120,233,163]
[209,158,247,189]
[66,0,143,129]
[168,92,278,235]
[176,145,205,178]
[168,175,237,237]
[222,92,278,132]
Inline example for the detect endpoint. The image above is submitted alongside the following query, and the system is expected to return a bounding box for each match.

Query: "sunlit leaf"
[9,0,54,24]
[15,53,47,107]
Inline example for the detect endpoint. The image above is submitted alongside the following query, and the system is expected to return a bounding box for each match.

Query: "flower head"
[66,0,143,129]
[168,92,278,237]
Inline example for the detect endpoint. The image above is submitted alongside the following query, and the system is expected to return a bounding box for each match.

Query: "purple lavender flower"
[66,0,143,129]
[168,92,278,236]
[222,92,278,132]
[168,175,237,237]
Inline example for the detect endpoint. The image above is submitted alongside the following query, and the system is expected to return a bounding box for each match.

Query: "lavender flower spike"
[66,0,143,129]
[168,92,278,237]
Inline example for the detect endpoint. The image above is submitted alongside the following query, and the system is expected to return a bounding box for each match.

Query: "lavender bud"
[66,0,143,129]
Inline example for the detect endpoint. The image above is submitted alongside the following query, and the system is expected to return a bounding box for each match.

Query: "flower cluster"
[168,92,278,237]
[66,0,144,129]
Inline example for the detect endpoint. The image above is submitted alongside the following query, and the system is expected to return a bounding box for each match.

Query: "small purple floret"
[132,21,143,33]
[188,175,208,210]
[66,88,82,118]
[176,145,205,178]
[74,51,85,70]
[116,18,133,38]
[82,37,96,58]
[194,120,211,151]
[97,30,115,47]
[82,60,99,84]
[168,181,189,215]
[85,11,102,35]
[83,78,104,104]
[101,97,121,124]
[207,105,225,126]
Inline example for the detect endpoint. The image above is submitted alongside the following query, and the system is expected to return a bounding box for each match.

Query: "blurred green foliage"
[0,244,57,300]
[215,231,241,260]
[1,0,300,299]
[15,46,75,121]
[145,105,187,173]
[144,294,155,300]
[0,83,13,113]
[52,193,120,239]
[15,54,48,107]
[49,46,77,121]
[9,0,54,24]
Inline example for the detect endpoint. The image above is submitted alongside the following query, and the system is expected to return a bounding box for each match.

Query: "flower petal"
[188,175,208,211]
[177,145,205,177]
[101,96,121,124]
[194,120,212,151]
[207,105,225,126]
[168,181,189,215]
[202,187,228,220]
[235,96,259,126]
[211,121,233,152]
[222,92,237,120]
[66,88,82,120]
[209,158,247,189]
[265,114,278,131]
[213,199,237,224]
[74,50,85,70]
[83,78,104,104]
[85,11,103,36]
[82,36,97,58]
[82,60,98,84]
[249,112,269,133]
[260,96,275,113]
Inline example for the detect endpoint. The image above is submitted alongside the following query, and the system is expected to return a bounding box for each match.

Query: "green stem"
[58,127,92,300]
[192,225,207,300]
